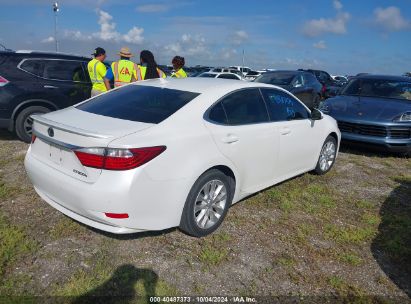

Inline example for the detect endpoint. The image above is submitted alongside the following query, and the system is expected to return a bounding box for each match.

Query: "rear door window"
[218,74,239,80]
[42,59,87,82]
[219,88,269,125]
[77,85,200,124]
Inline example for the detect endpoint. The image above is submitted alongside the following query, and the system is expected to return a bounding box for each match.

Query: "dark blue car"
[320,75,411,154]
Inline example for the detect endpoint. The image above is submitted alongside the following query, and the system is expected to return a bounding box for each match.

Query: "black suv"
[299,69,344,99]
[0,50,93,142]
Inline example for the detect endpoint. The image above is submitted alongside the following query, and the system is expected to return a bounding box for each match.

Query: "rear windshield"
[342,78,411,100]
[254,72,296,85]
[77,85,200,123]
[199,73,217,78]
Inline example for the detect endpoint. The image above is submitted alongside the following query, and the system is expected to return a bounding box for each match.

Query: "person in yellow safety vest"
[171,56,187,78]
[135,50,166,81]
[104,47,138,89]
[87,47,110,97]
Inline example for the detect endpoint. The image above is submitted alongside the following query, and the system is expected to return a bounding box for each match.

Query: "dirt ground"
[0,129,410,304]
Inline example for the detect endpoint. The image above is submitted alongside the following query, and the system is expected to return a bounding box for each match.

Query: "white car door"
[260,88,321,180]
[204,88,279,193]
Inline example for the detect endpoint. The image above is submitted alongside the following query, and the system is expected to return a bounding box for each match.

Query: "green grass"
[0,213,39,279]
[198,244,229,267]
[276,254,295,267]
[0,181,18,200]
[49,216,87,239]
[338,252,363,266]
[324,224,376,244]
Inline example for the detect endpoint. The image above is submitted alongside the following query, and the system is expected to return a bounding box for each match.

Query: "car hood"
[325,95,411,122]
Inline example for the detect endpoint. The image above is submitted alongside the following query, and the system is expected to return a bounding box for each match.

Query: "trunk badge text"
[47,127,54,137]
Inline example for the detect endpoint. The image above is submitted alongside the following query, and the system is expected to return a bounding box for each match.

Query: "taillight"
[74,146,166,170]
[321,85,326,93]
[0,75,9,87]
[31,134,37,144]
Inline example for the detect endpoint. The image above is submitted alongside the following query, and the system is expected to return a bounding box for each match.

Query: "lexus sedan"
[25,78,340,237]
[254,70,323,109]
[320,75,411,154]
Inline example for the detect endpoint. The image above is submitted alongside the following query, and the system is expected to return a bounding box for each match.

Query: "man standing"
[87,47,110,97]
[104,47,138,89]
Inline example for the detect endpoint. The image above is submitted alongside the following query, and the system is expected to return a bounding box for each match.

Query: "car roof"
[354,74,411,82]
[130,77,275,94]
[0,50,90,61]
[262,70,303,75]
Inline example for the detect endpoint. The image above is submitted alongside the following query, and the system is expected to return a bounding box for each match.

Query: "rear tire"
[313,135,337,175]
[180,169,232,237]
[15,106,50,143]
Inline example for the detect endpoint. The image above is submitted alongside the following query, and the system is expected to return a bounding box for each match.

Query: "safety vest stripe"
[91,61,104,83]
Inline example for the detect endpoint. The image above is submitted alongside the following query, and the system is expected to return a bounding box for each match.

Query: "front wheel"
[313,135,337,175]
[180,169,232,237]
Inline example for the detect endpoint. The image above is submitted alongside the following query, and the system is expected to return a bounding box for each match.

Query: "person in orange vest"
[171,56,187,78]
[104,47,138,89]
[87,47,110,97]
[135,50,166,80]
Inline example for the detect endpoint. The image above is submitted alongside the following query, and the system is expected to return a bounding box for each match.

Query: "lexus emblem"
[48,127,54,137]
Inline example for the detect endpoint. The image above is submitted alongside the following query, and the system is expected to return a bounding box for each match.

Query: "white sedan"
[25,78,340,237]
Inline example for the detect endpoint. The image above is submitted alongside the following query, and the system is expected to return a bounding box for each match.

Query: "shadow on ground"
[71,264,158,304]
[340,142,409,158]
[0,129,18,141]
[371,176,411,298]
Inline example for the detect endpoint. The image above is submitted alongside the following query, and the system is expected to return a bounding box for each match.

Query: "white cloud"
[302,0,350,37]
[122,27,144,44]
[46,9,144,45]
[164,34,209,57]
[41,36,55,43]
[313,40,327,49]
[303,11,350,37]
[137,4,168,13]
[333,0,343,10]
[231,30,249,45]
[374,6,410,31]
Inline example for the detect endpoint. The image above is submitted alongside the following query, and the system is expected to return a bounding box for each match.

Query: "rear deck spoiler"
[32,114,113,139]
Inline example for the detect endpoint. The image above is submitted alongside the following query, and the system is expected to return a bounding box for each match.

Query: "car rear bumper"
[341,132,411,153]
[25,147,190,234]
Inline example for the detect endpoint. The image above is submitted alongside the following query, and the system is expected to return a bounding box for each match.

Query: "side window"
[208,102,228,124]
[218,74,239,80]
[220,89,269,125]
[291,74,304,87]
[261,89,309,122]
[19,59,44,77]
[43,60,87,82]
[304,73,316,85]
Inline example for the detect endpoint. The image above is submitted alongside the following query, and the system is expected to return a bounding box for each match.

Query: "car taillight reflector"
[105,213,129,219]
[74,146,166,170]
[31,134,37,144]
[0,75,9,87]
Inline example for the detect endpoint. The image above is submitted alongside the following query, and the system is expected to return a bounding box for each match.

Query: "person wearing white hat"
[104,47,139,89]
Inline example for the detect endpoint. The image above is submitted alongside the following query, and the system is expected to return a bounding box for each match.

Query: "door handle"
[280,127,291,135]
[44,85,58,89]
[221,134,239,144]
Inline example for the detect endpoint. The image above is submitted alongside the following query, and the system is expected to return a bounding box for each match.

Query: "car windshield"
[341,78,411,100]
[254,72,296,85]
[76,85,200,124]
[198,73,217,78]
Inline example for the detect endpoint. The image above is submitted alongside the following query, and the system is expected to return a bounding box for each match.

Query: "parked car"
[244,70,262,81]
[198,72,243,80]
[229,66,252,77]
[254,70,323,108]
[25,78,340,237]
[210,67,242,76]
[300,69,343,98]
[0,50,96,142]
[332,75,349,84]
[320,75,411,154]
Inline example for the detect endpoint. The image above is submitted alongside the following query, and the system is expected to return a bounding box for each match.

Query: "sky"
[0,0,410,75]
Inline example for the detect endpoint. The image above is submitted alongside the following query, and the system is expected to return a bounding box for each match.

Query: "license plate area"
[49,144,62,165]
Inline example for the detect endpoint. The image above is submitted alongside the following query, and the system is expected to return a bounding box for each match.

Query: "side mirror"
[310,108,323,120]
